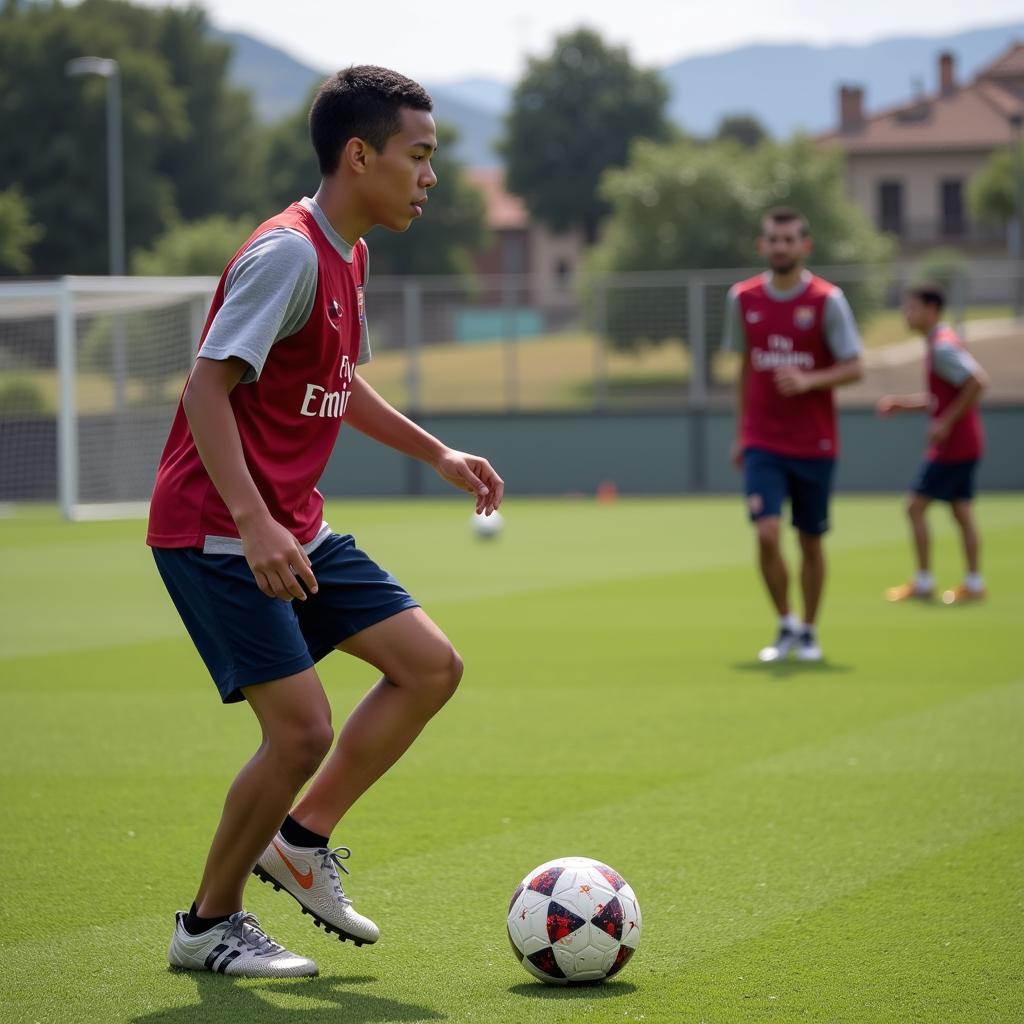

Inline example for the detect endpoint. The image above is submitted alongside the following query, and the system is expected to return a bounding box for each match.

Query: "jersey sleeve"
[932,341,978,387]
[357,240,371,366]
[721,285,744,352]
[822,289,862,362]
[199,228,318,383]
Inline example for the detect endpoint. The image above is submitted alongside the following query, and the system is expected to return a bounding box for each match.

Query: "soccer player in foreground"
[723,208,864,663]
[146,67,503,977]
[878,283,987,604]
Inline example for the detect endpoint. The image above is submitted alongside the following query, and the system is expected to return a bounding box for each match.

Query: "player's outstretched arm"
[876,393,930,416]
[346,375,504,514]
[183,356,318,601]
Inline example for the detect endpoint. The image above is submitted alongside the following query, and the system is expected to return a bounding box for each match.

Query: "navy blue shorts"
[743,447,836,536]
[912,459,979,502]
[152,533,419,704]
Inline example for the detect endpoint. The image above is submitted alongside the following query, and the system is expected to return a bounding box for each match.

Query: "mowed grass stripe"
[3,678,1021,1021]
[3,495,1022,660]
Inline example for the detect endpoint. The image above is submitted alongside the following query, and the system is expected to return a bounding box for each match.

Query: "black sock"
[182,901,231,936]
[280,813,329,849]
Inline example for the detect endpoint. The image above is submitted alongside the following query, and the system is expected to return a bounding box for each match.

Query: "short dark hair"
[309,65,433,175]
[906,282,946,311]
[762,206,810,237]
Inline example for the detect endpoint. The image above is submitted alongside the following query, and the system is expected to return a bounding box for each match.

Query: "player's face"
[758,221,811,275]
[364,107,438,232]
[902,295,934,332]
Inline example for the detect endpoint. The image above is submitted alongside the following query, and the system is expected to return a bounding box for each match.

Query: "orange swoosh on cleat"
[272,840,314,889]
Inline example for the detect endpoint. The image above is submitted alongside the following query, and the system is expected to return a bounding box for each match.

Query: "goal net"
[0,276,215,519]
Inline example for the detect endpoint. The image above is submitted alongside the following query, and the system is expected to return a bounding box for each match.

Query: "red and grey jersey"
[927,323,984,463]
[723,271,862,459]
[147,200,367,550]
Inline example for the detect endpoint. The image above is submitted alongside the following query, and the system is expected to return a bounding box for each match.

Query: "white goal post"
[0,276,216,519]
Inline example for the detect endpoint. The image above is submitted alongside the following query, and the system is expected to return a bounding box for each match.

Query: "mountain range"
[214,21,1024,168]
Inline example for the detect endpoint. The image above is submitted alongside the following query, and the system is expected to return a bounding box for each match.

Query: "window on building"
[878,181,903,235]
[941,179,965,237]
[555,259,572,288]
[501,233,528,275]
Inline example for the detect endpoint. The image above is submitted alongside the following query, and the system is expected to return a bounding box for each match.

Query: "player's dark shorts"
[152,532,419,704]
[743,447,836,536]
[912,459,979,503]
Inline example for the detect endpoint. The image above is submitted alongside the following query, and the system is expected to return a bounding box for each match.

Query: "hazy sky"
[140,0,1024,82]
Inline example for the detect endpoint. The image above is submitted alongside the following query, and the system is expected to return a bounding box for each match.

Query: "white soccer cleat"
[167,910,317,977]
[254,835,380,945]
[795,629,823,662]
[758,626,798,663]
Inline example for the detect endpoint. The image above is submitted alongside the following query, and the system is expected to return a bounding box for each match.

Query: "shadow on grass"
[134,972,444,1023]
[731,659,854,679]
[508,980,637,999]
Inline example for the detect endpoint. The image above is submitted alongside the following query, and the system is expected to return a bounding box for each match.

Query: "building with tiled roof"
[818,43,1024,252]
[464,167,584,311]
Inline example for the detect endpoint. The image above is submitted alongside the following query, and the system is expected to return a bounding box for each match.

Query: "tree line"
[2,4,1019,291]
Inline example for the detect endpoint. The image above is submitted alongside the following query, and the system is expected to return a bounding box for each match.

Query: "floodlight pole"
[67,56,127,415]
[66,57,124,276]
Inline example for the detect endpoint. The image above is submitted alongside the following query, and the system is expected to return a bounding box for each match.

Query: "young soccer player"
[147,67,504,977]
[878,283,987,604]
[723,208,864,663]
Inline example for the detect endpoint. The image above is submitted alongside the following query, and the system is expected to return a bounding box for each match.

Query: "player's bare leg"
[755,516,801,661]
[944,500,985,603]
[755,516,789,616]
[252,608,461,944]
[293,607,462,833]
[794,531,825,661]
[797,532,825,627]
[194,669,333,917]
[888,493,935,602]
[907,493,932,576]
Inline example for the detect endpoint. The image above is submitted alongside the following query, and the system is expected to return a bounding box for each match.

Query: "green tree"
[132,214,253,275]
[0,0,262,275]
[589,136,893,351]
[501,27,670,243]
[0,186,42,274]
[261,108,488,277]
[715,114,768,149]
[968,143,1024,226]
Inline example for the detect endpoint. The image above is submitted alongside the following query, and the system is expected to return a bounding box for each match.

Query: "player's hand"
[927,418,952,446]
[433,448,504,515]
[876,396,899,417]
[239,514,318,602]
[774,366,811,396]
[730,439,743,470]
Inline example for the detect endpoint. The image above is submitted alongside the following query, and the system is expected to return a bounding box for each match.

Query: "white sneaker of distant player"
[254,835,380,945]
[795,628,823,662]
[167,910,317,977]
[758,626,799,663]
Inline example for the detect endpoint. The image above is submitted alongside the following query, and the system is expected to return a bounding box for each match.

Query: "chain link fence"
[360,260,1024,412]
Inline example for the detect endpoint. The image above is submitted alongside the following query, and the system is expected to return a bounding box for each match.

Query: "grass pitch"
[1,495,1022,1023]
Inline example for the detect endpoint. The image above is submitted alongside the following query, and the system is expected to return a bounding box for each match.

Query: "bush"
[0,377,47,416]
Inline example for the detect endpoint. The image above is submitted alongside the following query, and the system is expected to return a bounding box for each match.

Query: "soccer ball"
[471,509,504,539]
[506,857,642,984]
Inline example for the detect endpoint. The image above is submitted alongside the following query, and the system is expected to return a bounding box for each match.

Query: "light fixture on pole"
[66,56,124,277]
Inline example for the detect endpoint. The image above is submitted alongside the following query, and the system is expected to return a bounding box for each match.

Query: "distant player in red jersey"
[724,208,864,663]
[149,67,503,977]
[878,283,988,605]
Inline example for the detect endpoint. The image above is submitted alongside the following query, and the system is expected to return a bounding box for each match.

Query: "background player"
[878,283,988,604]
[147,67,503,977]
[723,207,863,663]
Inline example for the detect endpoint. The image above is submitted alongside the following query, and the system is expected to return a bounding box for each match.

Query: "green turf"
[2,496,1022,1023]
